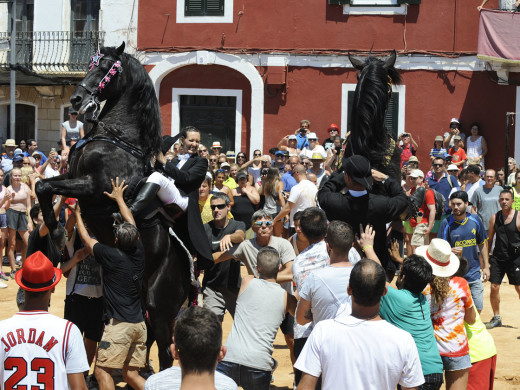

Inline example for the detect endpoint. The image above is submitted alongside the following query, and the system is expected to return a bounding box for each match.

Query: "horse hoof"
[112,212,124,225]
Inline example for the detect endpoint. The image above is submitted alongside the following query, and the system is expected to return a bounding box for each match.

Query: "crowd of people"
[0,117,519,390]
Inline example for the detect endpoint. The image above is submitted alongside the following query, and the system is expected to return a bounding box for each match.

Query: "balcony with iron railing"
[0,30,105,75]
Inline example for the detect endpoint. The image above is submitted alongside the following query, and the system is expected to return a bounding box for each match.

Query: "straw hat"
[416,238,460,278]
[3,139,17,147]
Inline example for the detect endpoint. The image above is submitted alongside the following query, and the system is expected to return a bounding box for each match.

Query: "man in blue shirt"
[23,139,47,165]
[427,157,459,205]
[438,191,490,313]
[281,155,298,193]
[295,119,310,151]
[427,157,460,239]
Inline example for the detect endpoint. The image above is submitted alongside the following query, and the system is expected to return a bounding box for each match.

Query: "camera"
[335,146,341,154]
[261,168,268,175]
[299,128,307,134]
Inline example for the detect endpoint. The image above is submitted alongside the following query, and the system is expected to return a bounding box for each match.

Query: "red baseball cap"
[16,251,62,292]
[328,124,339,131]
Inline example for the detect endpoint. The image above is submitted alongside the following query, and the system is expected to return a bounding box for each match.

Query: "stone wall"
[0,85,77,154]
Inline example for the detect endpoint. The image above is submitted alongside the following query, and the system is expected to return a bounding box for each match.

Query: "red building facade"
[138,0,519,169]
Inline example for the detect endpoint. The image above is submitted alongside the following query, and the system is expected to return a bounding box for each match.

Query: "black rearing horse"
[345,51,402,182]
[35,43,191,370]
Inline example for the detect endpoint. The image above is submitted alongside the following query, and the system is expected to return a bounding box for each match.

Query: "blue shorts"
[468,279,484,311]
[441,354,472,371]
[0,213,6,229]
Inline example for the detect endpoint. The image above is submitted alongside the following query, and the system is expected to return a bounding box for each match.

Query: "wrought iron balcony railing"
[0,31,105,74]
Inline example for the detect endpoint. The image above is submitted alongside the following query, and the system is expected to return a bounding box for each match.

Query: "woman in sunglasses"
[198,144,210,160]
[242,149,264,185]
[231,170,260,233]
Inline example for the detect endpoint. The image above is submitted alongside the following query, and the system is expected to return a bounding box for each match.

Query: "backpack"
[413,187,446,221]
[431,189,446,220]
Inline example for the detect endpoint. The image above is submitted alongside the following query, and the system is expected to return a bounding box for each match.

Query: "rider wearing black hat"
[318,155,409,279]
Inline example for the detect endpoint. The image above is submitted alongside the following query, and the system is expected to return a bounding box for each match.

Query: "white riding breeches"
[147,171,189,211]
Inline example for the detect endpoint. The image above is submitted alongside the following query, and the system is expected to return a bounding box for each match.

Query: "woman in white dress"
[465,122,487,169]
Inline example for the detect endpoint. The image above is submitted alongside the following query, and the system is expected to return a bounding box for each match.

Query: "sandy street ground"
[1,263,519,390]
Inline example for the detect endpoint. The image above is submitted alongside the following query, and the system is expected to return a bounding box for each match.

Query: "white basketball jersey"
[0,311,89,390]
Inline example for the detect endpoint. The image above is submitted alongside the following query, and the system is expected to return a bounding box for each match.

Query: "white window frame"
[176,0,233,23]
[171,88,242,153]
[344,0,407,15]
[340,83,406,138]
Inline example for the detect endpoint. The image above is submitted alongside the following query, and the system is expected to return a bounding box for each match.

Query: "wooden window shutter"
[397,0,421,4]
[185,0,224,16]
[205,0,224,16]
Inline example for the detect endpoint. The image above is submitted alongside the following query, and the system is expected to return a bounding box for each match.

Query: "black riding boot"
[112,182,161,223]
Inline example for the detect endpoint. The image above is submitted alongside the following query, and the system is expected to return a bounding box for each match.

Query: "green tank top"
[513,187,520,211]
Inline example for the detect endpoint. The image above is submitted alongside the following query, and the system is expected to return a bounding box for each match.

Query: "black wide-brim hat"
[161,134,182,155]
[342,155,373,191]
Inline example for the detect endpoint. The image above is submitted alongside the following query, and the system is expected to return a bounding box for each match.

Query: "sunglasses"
[209,159,217,162]
[432,164,444,167]
[254,153,261,157]
[199,149,208,153]
[254,220,273,227]
[23,162,30,165]
[237,155,246,159]
[210,204,227,210]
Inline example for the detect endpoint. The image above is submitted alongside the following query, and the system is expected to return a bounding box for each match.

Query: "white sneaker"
[0,281,7,289]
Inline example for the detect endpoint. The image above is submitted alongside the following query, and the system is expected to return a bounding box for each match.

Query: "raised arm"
[38,195,67,238]
[277,135,290,151]
[61,125,68,150]
[477,0,488,11]
[103,177,134,226]
[73,204,98,254]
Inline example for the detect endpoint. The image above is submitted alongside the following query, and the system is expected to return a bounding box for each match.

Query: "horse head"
[70,42,162,159]
[70,42,126,117]
[346,51,402,179]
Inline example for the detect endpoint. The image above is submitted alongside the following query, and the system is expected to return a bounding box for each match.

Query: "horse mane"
[350,55,402,178]
[101,46,162,159]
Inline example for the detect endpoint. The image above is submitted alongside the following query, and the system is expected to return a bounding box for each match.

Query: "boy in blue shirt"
[438,191,490,313]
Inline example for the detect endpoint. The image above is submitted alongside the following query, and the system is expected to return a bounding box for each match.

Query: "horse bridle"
[78,50,124,119]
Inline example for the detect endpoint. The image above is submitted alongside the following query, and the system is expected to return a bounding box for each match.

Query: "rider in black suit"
[115,127,213,270]
[318,155,409,278]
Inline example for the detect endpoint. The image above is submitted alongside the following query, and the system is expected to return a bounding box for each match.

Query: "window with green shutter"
[185,0,225,16]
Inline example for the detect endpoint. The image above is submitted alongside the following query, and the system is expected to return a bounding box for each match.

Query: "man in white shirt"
[273,164,317,233]
[0,251,89,389]
[291,207,330,387]
[295,259,424,390]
